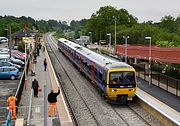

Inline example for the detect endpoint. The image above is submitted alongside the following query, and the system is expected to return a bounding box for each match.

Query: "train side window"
[99,72,102,81]
[95,68,98,77]
[89,65,91,71]
[84,62,87,68]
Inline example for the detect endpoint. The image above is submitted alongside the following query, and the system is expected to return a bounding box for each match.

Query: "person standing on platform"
[38,43,42,50]
[7,94,17,120]
[33,54,37,64]
[43,58,47,71]
[32,78,39,97]
[37,48,40,56]
[48,87,60,116]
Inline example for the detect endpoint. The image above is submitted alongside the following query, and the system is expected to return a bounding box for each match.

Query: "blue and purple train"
[58,38,137,102]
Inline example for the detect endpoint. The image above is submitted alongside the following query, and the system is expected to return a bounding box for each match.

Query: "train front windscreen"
[109,71,136,88]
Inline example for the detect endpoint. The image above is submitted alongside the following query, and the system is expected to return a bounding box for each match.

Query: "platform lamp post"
[123,36,129,63]
[23,36,28,90]
[107,33,111,53]
[113,16,117,54]
[5,26,12,58]
[145,36,152,86]
[89,32,92,45]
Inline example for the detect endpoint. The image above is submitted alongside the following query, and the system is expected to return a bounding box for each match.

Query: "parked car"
[0,56,24,67]
[0,61,21,70]
[13,54,25,62]
[11,50,26,62]
[0,54,10,59]
[9,57,25,67]
[0,37,8,43]
[0,66,19,80]
[0,48,9,54]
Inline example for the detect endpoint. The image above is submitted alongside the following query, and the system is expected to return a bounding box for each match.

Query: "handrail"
[26,89,33,126]
[15,66,26,97]
[27,58,35,125]
[5,58,29,126]
[5,112,11,126]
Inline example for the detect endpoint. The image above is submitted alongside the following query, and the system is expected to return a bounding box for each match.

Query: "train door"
[91,64,95,81]
[80,55,83,71]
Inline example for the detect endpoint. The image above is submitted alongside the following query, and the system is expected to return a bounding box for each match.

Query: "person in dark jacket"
[32,78,39,97]
[48,87,60,116]
[43,58,47,71]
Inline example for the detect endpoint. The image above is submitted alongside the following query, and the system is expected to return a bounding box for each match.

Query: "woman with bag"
[32,78,39,97]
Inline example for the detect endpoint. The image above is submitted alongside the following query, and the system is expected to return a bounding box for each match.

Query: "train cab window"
[109,71,135,85]
[123,72,135,84]
[112,78,119,84]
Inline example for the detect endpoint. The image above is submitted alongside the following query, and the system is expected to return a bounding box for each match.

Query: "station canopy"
[116,45,180,64]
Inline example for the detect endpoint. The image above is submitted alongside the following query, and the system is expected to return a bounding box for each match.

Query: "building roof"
[11,28,37,38]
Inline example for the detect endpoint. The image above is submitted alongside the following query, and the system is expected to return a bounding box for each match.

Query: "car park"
[0,66,19,80]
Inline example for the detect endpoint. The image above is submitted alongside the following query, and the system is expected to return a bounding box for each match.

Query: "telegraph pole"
[114,16,117,54]
[9,26,12,58]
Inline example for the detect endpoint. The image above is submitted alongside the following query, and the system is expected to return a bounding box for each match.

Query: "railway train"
[58,38,137,103]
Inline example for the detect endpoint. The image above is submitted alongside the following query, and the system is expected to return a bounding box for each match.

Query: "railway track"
[44,33,164,126]
[45,34,102,126]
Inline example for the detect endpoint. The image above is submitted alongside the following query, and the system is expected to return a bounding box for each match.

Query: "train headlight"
[129,89,135,92]
[111,89,116,92]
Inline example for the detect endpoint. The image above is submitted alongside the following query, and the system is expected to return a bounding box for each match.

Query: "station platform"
[18,46,73,126]
[137,77,180,125]
[137,77,180,112]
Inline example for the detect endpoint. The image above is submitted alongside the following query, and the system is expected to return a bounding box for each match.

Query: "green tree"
[85,6,137,43]
[160,15,177,33]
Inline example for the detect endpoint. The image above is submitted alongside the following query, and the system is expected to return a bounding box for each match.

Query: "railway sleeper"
[116,94,128,104]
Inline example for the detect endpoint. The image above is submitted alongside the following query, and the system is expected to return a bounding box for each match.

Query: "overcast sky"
[1,0,180,24]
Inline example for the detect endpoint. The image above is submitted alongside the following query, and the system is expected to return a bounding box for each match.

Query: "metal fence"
[3,59,30,126]
[131,63,180,97]
[4,105,57,125]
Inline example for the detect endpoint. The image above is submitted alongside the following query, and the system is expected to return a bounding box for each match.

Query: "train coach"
[58,38,137,103]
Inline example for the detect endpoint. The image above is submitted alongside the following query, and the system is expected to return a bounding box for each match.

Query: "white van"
[0,37,8,43]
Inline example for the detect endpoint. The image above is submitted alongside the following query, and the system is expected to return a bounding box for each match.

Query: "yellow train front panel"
[106,68,137,101]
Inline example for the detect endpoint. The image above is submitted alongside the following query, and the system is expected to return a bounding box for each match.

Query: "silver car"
[0,61,21,70]
[9,57,25,66]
